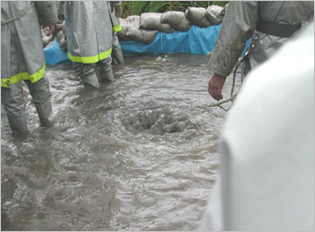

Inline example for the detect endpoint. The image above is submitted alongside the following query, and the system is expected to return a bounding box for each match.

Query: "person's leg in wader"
[72,62,100,88]
[25,76,54,127]
[1,82,27,135]
[111,32,124,65]
[96,56,114,82]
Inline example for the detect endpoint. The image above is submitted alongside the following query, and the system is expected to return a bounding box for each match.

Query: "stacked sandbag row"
[42,4,228,49]
[117,4,228,44]
[117,15,159,44]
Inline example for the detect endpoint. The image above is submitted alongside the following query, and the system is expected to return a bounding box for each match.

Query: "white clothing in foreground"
[200,22,314,231]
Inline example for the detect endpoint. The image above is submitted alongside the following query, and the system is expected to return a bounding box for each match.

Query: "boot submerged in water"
[35,100,55,127]
[81,72,100,88]
[7,112,28,136]
[99,69,114,82]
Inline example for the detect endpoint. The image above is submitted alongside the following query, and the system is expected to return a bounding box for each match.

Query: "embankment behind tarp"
[44,24,250,65]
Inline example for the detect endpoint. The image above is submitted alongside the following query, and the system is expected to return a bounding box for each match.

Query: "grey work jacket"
[209,1,314,77]
[64,1,112,64]
[1,1,58,88]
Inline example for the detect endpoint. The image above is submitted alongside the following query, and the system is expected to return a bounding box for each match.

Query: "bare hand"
[43,23,56,36]
[208,73,227,101]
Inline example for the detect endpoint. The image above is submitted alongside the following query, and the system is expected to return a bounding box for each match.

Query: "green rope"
[1,2,35,26]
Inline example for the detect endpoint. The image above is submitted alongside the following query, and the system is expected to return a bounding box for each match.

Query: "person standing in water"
[108,1,124,65]
[1,1,58,135]
[64,1,115,88]
[207,1,314,101]
[200,22,314,231]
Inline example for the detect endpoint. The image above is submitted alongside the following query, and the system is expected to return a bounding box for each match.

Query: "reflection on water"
[1,54,237,230]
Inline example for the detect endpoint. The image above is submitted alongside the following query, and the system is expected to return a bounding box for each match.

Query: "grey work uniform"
[200,22,314,231]
[64,1,114,87]
[1,1,58,135]
[209,1,314,77]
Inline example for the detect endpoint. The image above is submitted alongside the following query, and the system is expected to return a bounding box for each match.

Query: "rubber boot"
[81,72,100,88]
[7,112,27,135]
[99,69,114,82]
[35,100,55,127]
[112,32,124,65]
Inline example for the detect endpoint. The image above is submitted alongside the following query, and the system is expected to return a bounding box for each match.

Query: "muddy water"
[1,54,240,230]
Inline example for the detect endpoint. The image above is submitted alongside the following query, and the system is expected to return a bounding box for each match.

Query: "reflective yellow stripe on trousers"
[68,48,112,64]
[1,63,46,88]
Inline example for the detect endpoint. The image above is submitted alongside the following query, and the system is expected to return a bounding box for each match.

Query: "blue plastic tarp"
[44,38,70,65]
[44,24,250,65]
[121,24,224,56]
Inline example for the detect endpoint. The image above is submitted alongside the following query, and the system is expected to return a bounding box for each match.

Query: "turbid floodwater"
[1,53,242,230]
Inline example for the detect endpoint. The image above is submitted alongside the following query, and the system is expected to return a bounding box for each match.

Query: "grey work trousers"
[1,76,54,135]
[72,56,113,78]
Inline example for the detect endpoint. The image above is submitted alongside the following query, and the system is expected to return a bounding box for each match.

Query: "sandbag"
[127,15,141,25]
[50,21,67,51]
[160,11,192,31]
[185,7,212,28]
[42,35,54,48]
[56,30,67,51]
[126,27,159,44]
[206,5,224,25]
[121,15,159,44]
[117,18,131,41]
[139,12,174,33]
[117,15,140,41]
[41,26,51,47]
[41,26,49,37]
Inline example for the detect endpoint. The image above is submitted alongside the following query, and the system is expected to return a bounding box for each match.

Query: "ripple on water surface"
[1,54,233,230]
